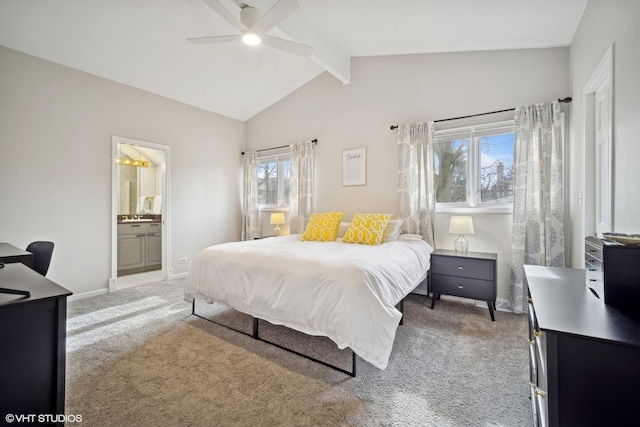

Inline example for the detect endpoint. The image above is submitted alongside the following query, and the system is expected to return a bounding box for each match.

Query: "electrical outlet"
[179,257,187,264]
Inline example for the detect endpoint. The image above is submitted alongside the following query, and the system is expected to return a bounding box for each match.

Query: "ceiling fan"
[188,0,313,57]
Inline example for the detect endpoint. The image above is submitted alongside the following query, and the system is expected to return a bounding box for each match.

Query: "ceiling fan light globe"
[242,33,262,46]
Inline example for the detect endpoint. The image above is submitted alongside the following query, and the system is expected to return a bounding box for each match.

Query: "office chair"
[26,241,54,276]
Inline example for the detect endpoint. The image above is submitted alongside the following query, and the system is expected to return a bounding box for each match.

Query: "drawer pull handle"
[131,224,141,227]
[457,285,464,289]
[136,234,146,238]
[588,249,597,252]
[533,330,544,338]
[534,389,546,398]
[589,279,597,282]
[588,268,596,271]
[457,266,464,270]
[587,258,595,263]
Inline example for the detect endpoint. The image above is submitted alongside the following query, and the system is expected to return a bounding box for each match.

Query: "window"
[433,121,514,212]
[257,155,291,208]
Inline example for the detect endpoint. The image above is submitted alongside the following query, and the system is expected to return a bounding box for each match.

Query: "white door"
[594,76,612,235]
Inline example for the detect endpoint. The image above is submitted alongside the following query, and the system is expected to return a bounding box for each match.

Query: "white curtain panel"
[510,101,565,313]
[396,122,436,247]
[241,151,260,241]
[289,141,314,233]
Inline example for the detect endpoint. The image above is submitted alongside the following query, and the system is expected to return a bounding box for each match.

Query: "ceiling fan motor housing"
[240,6,260,29]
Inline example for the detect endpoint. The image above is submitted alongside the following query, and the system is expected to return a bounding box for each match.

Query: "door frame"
[109,136,172,292]
[583,44,614,237]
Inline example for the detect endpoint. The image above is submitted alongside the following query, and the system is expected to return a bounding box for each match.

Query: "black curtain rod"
[241,139,318,155]
[389,97,572,130]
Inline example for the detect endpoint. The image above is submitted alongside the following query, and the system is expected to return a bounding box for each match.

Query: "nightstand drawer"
[431,274,495,301]
[431,256,494,281]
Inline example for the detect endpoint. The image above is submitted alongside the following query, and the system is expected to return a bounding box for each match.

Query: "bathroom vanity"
[117,220,161,275]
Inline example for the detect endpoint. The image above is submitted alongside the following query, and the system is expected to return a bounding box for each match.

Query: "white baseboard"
[436,295,511,313]
[475,298,511,312]
[68,288,109,302]
[171,272,187,279]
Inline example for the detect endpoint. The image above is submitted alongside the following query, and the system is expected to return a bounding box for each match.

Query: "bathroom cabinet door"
[117,234,146,271]
[145,233,162,266]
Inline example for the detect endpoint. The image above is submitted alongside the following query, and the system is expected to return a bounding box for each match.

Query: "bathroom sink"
[121,219,153,222]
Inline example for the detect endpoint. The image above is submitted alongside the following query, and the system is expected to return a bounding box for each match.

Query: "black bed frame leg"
[398,298,404,325]
[253,318,259,339]
[352,351,357,377]
[192,299,195,315]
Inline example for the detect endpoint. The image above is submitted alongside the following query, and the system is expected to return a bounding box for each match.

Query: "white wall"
[568,0,640,267]
[0,46,244,296]
[246,48,570,303]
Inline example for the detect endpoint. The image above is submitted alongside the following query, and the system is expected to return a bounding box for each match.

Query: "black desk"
[0,242,33,268]
[0,263,72,425]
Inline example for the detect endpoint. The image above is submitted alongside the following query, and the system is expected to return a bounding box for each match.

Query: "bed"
[185,233,433,373]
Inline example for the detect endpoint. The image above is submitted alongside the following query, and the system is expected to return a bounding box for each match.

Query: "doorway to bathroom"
[110,136,171,291]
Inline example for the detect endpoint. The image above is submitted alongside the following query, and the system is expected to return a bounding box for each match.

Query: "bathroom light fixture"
[449,216,474,254]
[242,32,261,46]
[116,157,149,168]
[270,213,285,236]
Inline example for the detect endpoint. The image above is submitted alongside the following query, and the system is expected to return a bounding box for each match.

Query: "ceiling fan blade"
[262,35,313,57]
[201,0,247,32]
[188,35,242,45]
[251,0,300,34]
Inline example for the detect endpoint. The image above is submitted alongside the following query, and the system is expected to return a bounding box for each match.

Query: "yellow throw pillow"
[301,212,344,241]
[343,213,392,245]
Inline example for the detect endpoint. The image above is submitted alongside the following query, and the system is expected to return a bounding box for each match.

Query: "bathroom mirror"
[117,143,164,215]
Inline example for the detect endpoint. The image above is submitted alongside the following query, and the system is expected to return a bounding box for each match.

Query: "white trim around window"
[434,120,515,214]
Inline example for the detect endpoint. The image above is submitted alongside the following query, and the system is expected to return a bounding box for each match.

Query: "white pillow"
[382,219,403,242]
[337,222,350,238]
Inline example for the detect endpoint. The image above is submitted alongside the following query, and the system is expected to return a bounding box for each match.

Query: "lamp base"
[454,235,469,254]
[273,225,280,236]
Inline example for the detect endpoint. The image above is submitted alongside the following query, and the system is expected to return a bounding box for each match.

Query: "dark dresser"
[0,263,72,425]
[525,265,640,427]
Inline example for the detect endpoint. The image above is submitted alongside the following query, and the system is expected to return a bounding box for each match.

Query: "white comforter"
[185,234,432,369]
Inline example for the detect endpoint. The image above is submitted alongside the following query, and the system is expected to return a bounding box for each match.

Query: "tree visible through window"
[434,122,514,209]
[479,133,514,204]
[257,156,290,207]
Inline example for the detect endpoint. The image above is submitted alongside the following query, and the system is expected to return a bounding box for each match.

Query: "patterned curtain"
[289,141,314,233]
[241,151,260,241]
[510,101,565,313]
[396,122,436,247]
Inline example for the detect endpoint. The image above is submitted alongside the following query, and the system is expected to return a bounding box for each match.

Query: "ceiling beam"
[272,19,351,85]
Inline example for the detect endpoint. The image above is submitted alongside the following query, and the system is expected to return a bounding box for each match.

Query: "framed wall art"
[342,147,366,186]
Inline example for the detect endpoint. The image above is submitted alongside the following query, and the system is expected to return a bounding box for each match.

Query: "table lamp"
[270,212,285,236]
[449,216,474,254]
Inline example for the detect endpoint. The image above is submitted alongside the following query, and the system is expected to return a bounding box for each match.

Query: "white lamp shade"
[449,216,474,235]
[270,213,285,225]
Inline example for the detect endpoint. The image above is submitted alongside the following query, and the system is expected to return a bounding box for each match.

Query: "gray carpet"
[65,279,533,426]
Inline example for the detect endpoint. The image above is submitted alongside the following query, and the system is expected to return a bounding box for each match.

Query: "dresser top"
[525,265,640,348]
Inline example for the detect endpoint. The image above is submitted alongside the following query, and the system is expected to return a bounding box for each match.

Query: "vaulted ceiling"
[0,0,588,121]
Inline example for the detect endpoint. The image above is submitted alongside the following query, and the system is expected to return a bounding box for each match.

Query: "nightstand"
[429,249,497,321]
